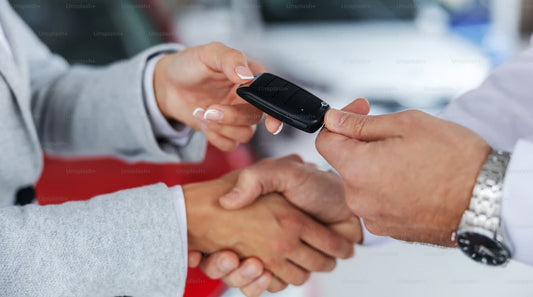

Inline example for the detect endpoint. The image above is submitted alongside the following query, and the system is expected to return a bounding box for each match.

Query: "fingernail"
[242,262,260,278]
[204,109,224,121]
[235,66,254,80]
[220,256,235,273]
[193,108,205,119]
[257,273,270,286]
[326,110,348,127]
[273,123,283,135]
[220,188,241,206]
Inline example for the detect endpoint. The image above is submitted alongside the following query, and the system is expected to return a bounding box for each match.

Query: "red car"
[11,0,254,296]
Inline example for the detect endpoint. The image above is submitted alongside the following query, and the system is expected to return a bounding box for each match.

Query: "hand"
[315,98,491,246]
[188,155,363,296]
[187,219,360,297]
[153,42,283,151]
[219,154,357,224]
[183,172,355,288]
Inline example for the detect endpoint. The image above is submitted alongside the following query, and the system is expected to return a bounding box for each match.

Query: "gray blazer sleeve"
[0,183,187,297]
[12,13,206,162]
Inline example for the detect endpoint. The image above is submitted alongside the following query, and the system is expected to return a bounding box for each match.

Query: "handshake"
[182,155,362,297]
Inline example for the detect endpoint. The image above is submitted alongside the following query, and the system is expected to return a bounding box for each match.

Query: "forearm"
[31,44,208,162]
[0,184,187,296]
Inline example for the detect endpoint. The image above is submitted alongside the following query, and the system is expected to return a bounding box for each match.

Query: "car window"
[260,0,417,23]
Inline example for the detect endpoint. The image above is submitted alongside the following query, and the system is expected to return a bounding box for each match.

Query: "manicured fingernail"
[220,256,235,273]
[204,109,224,121]
[235,66,254,80]
[242,262,260,278]
[273,123,283,135]
[193,108,205,119]
[326,110,348,127]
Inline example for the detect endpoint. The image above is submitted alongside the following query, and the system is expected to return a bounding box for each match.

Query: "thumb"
[324,102,396,141]
[342,98,371,115]
[219,155,302,209]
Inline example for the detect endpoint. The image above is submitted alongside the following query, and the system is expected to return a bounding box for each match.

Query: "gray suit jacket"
[0,1,206,296]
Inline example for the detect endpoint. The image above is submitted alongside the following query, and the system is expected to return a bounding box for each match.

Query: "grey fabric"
[0,0,204,295]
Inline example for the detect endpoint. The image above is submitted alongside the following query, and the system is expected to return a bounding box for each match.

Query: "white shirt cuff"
[169,185,188,266]
[143,51,193,147]
[360,219,393,246]
[502,140,533,266]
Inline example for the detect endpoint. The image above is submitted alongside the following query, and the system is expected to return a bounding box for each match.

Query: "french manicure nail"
[193,108,205,119]
[235,66,254,80]
[273,123,283,135]
[204,109,224,121]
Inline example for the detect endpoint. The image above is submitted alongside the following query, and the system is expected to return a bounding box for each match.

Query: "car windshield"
[260,0,417,23]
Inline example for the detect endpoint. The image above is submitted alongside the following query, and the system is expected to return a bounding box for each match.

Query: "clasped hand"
[183,156,362,297]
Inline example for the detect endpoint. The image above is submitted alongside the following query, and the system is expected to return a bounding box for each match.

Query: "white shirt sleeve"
[502,140,533,265]
[143,51,194,147]
[440,41,533,266]
[169,185,189,266]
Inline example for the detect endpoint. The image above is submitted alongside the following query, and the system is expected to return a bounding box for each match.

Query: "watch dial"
[457,232,511,266]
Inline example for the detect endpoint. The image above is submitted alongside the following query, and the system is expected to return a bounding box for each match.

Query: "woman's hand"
[153,42,283,151]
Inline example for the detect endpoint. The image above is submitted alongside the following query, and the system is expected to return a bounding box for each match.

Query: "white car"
[177,0,491,111]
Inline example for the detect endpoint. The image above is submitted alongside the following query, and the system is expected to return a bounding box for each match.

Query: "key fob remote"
[237,73,330,133]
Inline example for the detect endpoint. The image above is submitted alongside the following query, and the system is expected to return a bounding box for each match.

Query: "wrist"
[183,178,235,252]
[153,54,176,119]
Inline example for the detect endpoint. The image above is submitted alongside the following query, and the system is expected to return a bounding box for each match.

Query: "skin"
[191,155,364,296]
[187,100,371,297]
[315,99,491,246]
[153,42,283,151]
[182,169,356,289]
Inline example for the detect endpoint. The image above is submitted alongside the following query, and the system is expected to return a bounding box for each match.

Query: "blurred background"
[9,0,533,296]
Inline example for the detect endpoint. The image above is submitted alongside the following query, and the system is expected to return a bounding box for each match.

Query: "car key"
[236,73,330,133]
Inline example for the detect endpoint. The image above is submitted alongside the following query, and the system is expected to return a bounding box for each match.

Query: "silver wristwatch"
[453,150,513,266]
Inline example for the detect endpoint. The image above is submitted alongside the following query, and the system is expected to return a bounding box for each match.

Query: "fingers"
[270,261,310,287]
[204,104,263,126]
[219,156,302,210]
[267,276,288,293]
[198,42,255,84]
[240,272,272,297]
[300,216,355,259]
[206,122,256,144]
[222,258,264,288]
[203,128,240,152]
[342,98,371,115]
[315,128,361,181]
[324,108,397,141]
[328,216,364,244]
[288,243,337,273]
[200,251,240,280]
[188,251,203,268]
[265,116,284,135]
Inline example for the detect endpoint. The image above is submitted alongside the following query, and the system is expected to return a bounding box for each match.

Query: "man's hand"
[219,155,355,224]
[153,42,283,151]
[315,99,492,246]
[183,171,355,293]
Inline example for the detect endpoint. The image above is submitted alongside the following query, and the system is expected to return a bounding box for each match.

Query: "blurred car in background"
[177,0,491,111]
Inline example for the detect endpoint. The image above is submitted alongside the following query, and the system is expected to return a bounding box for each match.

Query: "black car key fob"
[237,73,330,133]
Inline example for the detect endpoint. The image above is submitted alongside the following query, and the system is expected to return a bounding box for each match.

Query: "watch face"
[457,232,511,266]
